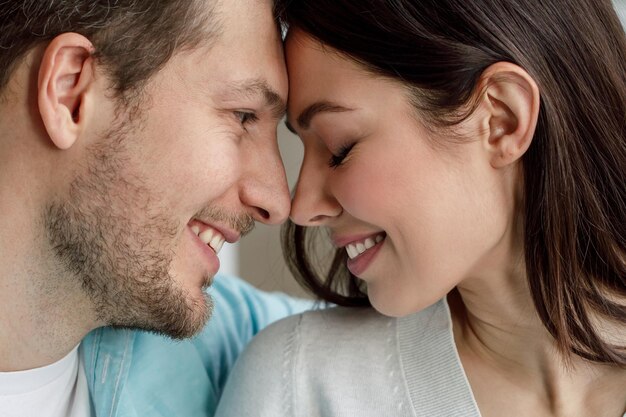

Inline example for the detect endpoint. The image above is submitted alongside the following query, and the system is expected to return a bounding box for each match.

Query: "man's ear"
[38,33,96,150]
[474,62,540,168]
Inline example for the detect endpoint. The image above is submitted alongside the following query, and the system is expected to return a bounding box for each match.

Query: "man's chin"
[109,292,214,340]
[163,293,214,340]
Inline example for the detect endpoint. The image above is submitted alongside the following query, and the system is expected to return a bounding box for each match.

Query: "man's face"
[45,0,290,338]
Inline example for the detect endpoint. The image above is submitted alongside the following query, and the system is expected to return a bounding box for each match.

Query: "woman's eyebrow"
[293,101,354,130]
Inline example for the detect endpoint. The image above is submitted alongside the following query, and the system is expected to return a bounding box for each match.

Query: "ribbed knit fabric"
[398,301,481,417]
[215,299,483,417]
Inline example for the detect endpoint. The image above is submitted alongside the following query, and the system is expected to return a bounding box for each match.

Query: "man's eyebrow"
[229,79,286,119]
[294,101,354,130]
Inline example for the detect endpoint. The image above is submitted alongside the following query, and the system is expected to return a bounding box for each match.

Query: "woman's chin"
[367,286,437,318]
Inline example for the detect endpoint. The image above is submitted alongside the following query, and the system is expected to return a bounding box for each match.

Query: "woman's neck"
[449,271,626,417]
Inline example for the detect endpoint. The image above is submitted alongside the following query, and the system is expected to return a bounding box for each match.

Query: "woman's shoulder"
[249,300,451,355]
[215,300,459,417]
[250,305,394,350]
[215,307,404,417]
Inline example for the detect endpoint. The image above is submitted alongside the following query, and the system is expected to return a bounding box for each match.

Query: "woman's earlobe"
[37,33,95,150]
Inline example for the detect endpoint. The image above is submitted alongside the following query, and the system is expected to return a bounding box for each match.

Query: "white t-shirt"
[0,346,92,417]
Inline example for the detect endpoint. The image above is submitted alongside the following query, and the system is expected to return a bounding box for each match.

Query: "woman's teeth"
[191,225,225,254]
[346,234,384,260]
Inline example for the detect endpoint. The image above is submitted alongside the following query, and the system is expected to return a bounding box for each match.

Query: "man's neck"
[0,197,96,372]
[0,264,95,371]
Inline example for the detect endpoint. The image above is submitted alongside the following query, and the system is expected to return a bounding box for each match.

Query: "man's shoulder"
[208,274,312,324]
[81,325,223,416]
[96,274,312,348]
[81,274,313,417]
[81,273,310,369]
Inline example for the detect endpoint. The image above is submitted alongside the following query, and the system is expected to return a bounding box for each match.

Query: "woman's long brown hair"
[279,0,626,365]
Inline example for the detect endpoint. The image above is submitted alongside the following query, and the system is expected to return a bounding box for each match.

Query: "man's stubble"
[43,113,213,340]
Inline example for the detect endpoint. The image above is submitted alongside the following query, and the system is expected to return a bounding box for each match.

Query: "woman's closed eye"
[328,142,356,168]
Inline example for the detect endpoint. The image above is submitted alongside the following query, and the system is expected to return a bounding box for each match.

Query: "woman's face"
[286,30,522,316]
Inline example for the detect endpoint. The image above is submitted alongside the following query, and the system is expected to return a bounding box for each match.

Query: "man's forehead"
[216,0,276,37]
[185,0,287,117]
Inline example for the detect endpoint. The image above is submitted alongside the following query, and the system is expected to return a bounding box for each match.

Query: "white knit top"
[216,299,626,416]
[215,299,485,416]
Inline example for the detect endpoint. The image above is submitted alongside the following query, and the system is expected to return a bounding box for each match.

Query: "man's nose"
[290,152,342,227]
[240,143,291,225]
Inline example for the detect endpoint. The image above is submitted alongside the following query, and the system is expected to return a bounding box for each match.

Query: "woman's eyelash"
[328,143,355,168]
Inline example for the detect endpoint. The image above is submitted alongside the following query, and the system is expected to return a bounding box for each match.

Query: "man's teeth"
[346,234,384,260]
[192,225,225,254]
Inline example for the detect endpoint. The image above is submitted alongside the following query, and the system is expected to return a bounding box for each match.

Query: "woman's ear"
[38,33,96,150]
[475,62,540,168]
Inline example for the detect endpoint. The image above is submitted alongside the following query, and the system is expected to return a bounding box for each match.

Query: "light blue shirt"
[80,274,311,417]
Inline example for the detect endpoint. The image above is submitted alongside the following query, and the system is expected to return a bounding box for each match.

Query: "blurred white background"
[617,0,626,20]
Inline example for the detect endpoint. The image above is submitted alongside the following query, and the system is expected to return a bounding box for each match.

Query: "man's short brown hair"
[0,0,219,101]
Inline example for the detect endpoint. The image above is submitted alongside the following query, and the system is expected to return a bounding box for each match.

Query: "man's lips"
[188,219,241,249]
[188,225,221,277]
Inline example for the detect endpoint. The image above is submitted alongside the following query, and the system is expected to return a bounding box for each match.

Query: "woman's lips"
[345,234,386,277]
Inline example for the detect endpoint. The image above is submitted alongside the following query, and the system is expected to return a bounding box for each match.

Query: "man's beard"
[43,119,212,340]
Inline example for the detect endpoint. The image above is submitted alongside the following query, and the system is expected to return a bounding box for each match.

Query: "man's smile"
[190,223,227,255]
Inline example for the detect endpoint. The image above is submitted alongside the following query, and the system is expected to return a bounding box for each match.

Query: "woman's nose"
[290,156,342,226]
